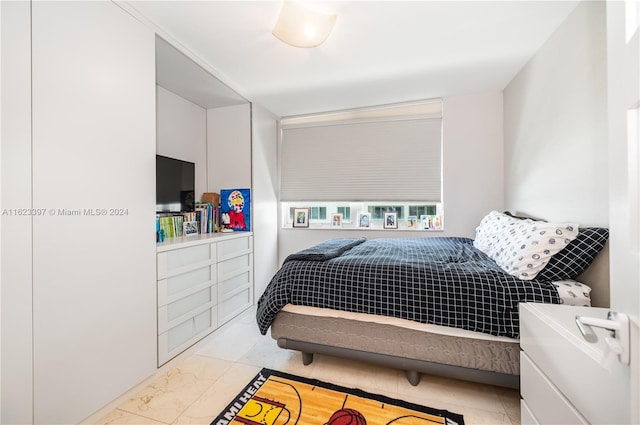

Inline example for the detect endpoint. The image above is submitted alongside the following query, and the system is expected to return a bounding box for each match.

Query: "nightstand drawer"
[520,303,628,425]
[520,400,539,425]
[520,352,587,425]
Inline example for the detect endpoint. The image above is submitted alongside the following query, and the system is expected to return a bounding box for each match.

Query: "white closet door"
[607,0,640,422]
[31,2,156,423]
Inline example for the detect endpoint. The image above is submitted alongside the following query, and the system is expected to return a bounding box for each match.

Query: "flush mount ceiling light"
[272,0,337,48]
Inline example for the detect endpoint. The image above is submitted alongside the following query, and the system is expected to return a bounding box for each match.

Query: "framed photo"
[407,215,417,229]
[358,212,371,228]
[293,207,310,228]
[220,188,251,231]
[331,213,343,228]
[383,211,398,229]
[183,221,199,236]
[420,215,440,230]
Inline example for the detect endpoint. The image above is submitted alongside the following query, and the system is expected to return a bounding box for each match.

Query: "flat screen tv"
[156,155,195,213]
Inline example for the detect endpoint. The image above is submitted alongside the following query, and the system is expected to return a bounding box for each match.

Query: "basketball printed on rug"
[211,368,464,425]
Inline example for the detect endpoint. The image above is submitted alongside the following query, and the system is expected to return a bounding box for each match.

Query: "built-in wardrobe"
[1,2,256,423]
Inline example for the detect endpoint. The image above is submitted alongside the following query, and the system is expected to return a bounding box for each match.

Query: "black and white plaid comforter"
[256,237,561,338]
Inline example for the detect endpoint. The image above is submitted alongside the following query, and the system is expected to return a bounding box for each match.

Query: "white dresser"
[156,233,253,365]
[520,303,630,425]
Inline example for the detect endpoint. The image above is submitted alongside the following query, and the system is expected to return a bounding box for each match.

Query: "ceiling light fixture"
[272,0,337,48]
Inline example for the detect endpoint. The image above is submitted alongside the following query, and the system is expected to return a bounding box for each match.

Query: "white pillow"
[473,210,516,257]
[474,211,579,280]
[553,280,592,306]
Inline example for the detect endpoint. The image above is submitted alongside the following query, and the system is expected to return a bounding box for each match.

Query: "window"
[409,205,437,217]
[369,206,404,221]
[280,99,443,230]
[337,206,351,221]
[283,202,442,230]
[310,207,326,220]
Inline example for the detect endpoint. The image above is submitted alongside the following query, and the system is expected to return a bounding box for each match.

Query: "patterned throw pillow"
[553,280,592,306]
[474,211,579,280]
[473,210,511,257]
[536,227,609,281]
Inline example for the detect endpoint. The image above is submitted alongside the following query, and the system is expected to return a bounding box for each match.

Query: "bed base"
[270,309,521,390]
[277,337,520,389]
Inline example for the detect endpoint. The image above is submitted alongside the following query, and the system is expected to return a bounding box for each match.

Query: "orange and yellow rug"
[211,368,464,425]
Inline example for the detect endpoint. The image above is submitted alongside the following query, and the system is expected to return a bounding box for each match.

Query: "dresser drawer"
[520,352,588,425]
[158,264,216,306]
[157,243,216,279]
[218,253,253,283]
[158,307,217,365]
[218,286,252,325]
[158,285,217,333]
[217,235,253,262]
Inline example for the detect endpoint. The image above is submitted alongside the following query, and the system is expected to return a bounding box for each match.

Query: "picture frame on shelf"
[183,221,199,236]
[383,211,398,229]
[220,188,251,231]
[407,215,417,229]
[293,207,310,228]
[331,213,343,228]
[420,214,430,229]
[358,212,371,228]
[420,214,442,230]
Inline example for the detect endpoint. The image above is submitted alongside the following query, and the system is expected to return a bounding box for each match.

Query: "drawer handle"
[575,312,630,366]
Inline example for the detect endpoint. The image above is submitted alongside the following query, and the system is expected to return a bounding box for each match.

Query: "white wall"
[1,2,33,423]
[277,92,504,264]
[251,104,279,298]
[442,92,504,237]
[156,85,207,199]
[503,1,608,306]
[207,103,252,193]
[503,1,607,226]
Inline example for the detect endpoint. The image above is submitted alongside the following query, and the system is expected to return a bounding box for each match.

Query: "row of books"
[195,202,218,234]
[157,215,186,239]
[156,202,219,240]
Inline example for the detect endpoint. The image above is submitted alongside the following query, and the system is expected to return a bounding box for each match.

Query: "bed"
[256,211,610,389]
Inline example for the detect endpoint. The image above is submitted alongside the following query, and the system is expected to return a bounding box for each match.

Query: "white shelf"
[156,231,253,252]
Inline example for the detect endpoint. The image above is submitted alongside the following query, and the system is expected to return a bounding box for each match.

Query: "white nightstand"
[519,303,630,425]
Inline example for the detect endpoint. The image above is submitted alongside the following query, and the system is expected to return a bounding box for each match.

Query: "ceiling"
[125,0,580,118]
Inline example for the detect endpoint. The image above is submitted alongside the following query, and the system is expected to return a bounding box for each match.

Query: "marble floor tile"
[239,335,319,377]
[173,362,262,425]
[196,322,263,362]
[496,387,522,425]
[116,355,234,424]
[397,372,507,413]
[91,409,165,425]
[92,309,521,425]
[302,353,400,396]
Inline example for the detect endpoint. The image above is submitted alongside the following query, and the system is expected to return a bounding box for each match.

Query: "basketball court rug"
[210,368,465,425]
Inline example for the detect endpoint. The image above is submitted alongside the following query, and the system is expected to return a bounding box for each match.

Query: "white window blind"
[280,100,442,202]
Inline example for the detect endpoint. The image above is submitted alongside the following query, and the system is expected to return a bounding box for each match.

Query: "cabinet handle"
[575,311,630,365]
